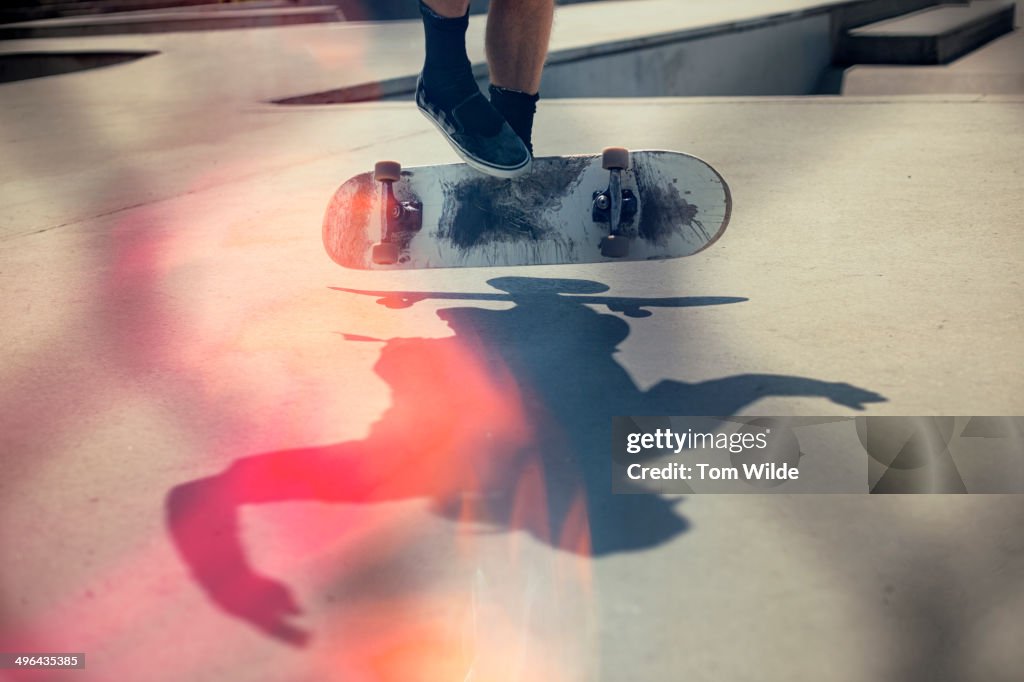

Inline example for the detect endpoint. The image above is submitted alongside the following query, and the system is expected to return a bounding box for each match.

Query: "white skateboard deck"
[323,149,731,270]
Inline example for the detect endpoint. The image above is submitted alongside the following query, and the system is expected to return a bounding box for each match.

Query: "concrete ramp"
[0,4,342,39]
[0,49,157,82]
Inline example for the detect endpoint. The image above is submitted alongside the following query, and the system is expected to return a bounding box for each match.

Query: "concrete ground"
[1,2,1023,681]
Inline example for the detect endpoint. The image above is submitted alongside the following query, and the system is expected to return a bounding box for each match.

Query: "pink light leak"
[3,27,601,672]
[162,319,595,677]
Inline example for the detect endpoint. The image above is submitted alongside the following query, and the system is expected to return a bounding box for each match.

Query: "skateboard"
[322,148,731,270]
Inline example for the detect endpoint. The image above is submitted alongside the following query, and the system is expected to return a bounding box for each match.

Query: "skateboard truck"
[592,147,636,258]
[372,160,422,265]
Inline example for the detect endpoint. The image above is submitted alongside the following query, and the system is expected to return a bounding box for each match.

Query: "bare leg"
[422,0,469,18]
[486,0,555,94]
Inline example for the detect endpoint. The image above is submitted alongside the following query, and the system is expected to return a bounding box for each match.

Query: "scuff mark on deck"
[633,159,710,249]
[436,156,591,252]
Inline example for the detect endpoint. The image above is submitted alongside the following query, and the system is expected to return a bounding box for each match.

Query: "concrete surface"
[1,1,1023,681]
[839,0,1016,64]
[843,1,1024,93]
[852,0,1013,34]
[0,6,343,40]
[0,0,952,103]
[0,50,158,83]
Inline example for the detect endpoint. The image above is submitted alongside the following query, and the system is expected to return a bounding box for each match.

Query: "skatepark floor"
[1,1,1023,680]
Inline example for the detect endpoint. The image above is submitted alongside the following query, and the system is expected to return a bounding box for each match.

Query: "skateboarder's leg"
[485,0,553,153]
[486,0,552,95]
[417,0,531,177]
[422,0,467,15]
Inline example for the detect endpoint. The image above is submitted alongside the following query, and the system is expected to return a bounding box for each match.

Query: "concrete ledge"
[0,49,157,81]
[842,10,1024,95]
[271,0,958,105]
[275,2,856,104]
[0,5,341,39]
[0,0,325,22]
[837,1,1017,65]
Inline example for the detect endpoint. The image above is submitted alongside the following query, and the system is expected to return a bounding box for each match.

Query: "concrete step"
[0,0,604,25]
[837,1,1017,65]
[0,49,157,82]
[0,4,341,39]
[0,0,307,24]
[841,25,1024,93]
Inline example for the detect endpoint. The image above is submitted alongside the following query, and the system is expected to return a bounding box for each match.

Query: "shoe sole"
[417,105,532,180]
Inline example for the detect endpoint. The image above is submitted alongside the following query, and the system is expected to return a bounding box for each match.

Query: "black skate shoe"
[416,75,531,179]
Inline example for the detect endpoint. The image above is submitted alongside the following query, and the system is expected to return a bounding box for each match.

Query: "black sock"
[489,85,539,153]
[419,1,479,110]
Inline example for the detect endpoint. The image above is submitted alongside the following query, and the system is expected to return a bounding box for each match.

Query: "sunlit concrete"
[0,0,950,103]
[1,5,1023,682]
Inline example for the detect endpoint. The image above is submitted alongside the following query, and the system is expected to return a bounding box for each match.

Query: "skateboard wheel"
[374,160,401,183]
[600,234,629,258]
[601,147,630,171]
[372,242,399,265]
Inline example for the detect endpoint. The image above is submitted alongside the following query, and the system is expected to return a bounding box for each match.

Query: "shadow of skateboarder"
[167,277,885,645]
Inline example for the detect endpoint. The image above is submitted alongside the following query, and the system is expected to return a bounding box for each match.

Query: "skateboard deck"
[323,149,731,270]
